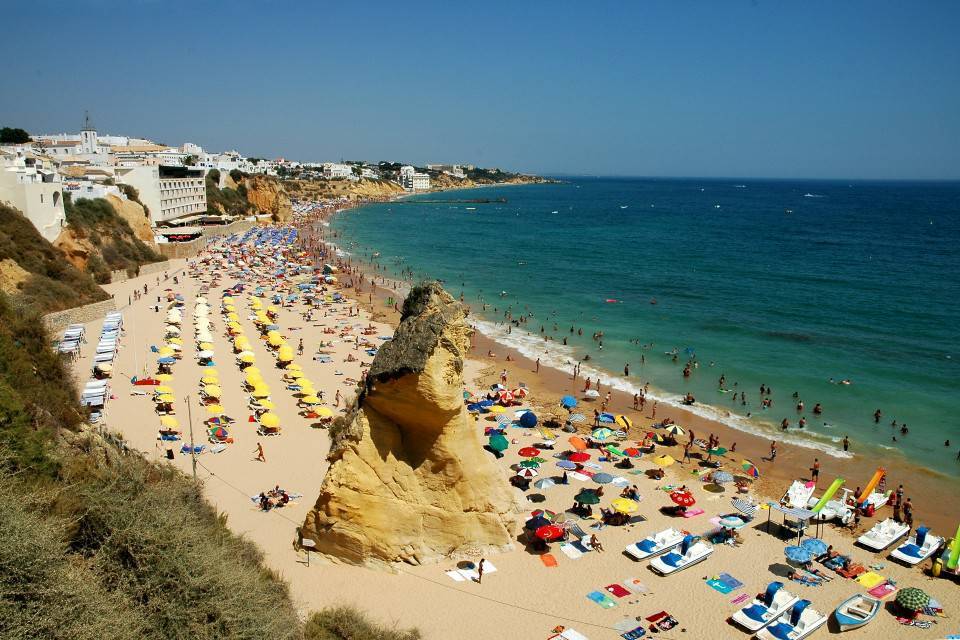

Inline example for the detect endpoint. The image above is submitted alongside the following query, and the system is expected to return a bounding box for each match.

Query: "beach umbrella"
[895,587,930,612]
[556,460,577,470]
[155,394,175,403]
[203,385,222,398]
[623,447,641,458]
[719,515,748,529]
[201,376,219,384]
[287,370,304,379]
[244,366,259,376]
[160,416,179,429]
[534,478,556,490]
[574,489,601,505]
[583,389,600,399]
[525,515,551,530]
[209,426,229,439]
[259,413,280,428]
[568,413,586,424]
[156,373,173,381]
[488,405,506,414]
[605,444,626,457]
[287,363,303,371]
[741,460,761,478]
[611,498,639,514]
[665,424,685,437]
[239,353,255,363]
[518,459,541,469]
[516,468,538,478]
[315,406,334,418]
[568,436,587,451]
[252,387,271,399]
[653,455,676,467]
[519,411,538,428]
[592,428,613,441]
[495,414,512,426]
[568,452,590,463]
[711,471,734,484]
[535,525,565,541]
[513,387,529,399]
[707,447,728,457]
[155,385,174,394]
[158,347,175,357]
[198,342,214,351]
[800,538,829,556]
[255,399,276,410]
[670,489,696,507]
[784,546,813,564]
[593,473,614,485]
[560,395,577,409]
[165,343,182,351]
[615,415,633,429]
[301,394,320,405]
[518,447,541,458]
[206,404,225,414]
[168,337,184,345]
[488,433,509,452]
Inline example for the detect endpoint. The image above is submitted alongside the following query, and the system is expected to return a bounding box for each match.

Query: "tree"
[0,127,31,144]
[229,169,244,183]
[183,154,198,166]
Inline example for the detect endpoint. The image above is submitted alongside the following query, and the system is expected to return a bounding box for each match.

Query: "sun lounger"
[649,535,713,575]
[559,543,583,559]
[857,518,910,551]
[625,527,684,560]
[756,599,827,640]
[889,526,943,565]
[731,581,800,632]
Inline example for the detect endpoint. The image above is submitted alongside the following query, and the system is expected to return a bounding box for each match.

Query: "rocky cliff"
[284,178,405,202]
[301,282,519,567]
[105,194,154,243]
[244,175,292,221]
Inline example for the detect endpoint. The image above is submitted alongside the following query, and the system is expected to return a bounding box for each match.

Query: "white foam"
[471,320,853,460]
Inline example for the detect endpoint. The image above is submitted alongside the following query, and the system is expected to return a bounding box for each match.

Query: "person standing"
[476,558,485,584]
[535,357,540,373]
[842,436,850,452]
[903,498,914,531]
[254,442,266,463]
[810,458,820,483]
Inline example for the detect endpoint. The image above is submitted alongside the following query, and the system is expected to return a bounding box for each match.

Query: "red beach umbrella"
[535,525,565,541]
[518,447,542,458]
[568,436,588,451]
[568,452,591,463]
[670,489,696,507]
[623,447,641,458]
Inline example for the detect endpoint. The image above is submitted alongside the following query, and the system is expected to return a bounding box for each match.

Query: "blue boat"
[833,594,880,632]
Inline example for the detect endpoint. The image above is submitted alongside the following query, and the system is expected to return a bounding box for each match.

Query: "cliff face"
[105,194,154,244]
[244,175,292,221]
[301,282,519,567]
[284,178,405,202]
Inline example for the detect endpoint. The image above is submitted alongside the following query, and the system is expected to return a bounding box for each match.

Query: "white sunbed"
[730,581,800,632]
[783,480,815,509]
[648,536,713,575]
[625,527,684,561]
[857,518,910,551]
[889,526,943,565]
[756,600,827,640]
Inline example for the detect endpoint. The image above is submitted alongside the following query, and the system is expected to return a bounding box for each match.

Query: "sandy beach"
[66,223,958,640]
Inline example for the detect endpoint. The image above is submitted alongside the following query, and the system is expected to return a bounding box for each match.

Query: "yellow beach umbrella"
[160,416,179,428]
[198,342,214,351]
[256,399,275,410]
[266,306,278,314]
[611,498,639,514]
[316,406,334,418]
[155,394,175,403]
[268,335,285,347]
[226,312,239,322]
[222,296,233,304]
[158,347,175,357]
[203,385,222,398]
[653,455,676,467]
[245,372,263,386]
[286,363,303,371]
[156,373,173,381]
[224,304,235,312]
[286,370,304,379]
[205,404,225,414]
[168,337,183,345]
[277,346,294,360]
[155,385,174,394]
[204,367,219,377]
[245,366,261,376]
[201,376,219,384]
[239,353,255,363]
[301,394,320,405]
[252,388,271,399]
[259,413,280,428]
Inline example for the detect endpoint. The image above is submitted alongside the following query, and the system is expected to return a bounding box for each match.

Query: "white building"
[0,151,67,242]
[399,165,430,191]
[323,163,353,179]
[116,165,206,225]
[427,163,465,178]
[181,142,203,155]
[360,167,380,179]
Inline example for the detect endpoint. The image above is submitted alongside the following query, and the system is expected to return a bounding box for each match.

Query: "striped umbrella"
[741,460,761,478]
[731,498,758,518]
[665,424,685,437]
[568,413,586,423]
[516,468,538,478]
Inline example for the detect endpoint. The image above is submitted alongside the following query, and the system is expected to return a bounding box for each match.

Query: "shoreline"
[314,210,959,538]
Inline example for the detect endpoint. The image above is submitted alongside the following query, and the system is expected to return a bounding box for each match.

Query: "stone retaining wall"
[157,220,256,259]
[42,298,117,334]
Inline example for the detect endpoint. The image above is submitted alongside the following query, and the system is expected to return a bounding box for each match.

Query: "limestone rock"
[244,176,292,221]
[105,194,155,244]
[301,282,520,567]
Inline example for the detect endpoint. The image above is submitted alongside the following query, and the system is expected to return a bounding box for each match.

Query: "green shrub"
[303,606,421,640]
[64,198,165,278]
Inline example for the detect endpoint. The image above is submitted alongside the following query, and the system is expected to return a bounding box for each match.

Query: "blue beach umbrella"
[525,515,551,530]
[593,473,614,484]
[556,460,577,470]
[711,471,735,484]
[519,411,538,428]
[784,546,813,564]
[800,538,828,556]
[560,395,577,409]
[158,356,175,364]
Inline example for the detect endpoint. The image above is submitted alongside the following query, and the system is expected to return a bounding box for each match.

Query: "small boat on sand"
[889,526,943,565]
[833,594,880,631]
[857,518,910,551]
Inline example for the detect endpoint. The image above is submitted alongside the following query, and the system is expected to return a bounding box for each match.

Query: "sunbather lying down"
[788,571,822,586]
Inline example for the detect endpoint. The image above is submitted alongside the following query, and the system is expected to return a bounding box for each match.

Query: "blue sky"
[2,1,959,179]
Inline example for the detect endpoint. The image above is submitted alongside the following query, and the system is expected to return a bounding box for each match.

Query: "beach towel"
[681,508,705,518]
[559,543,583,560]
[621,627,646,639]
[586,591,617,609]
[572,537,594,553]
[706,573,743,594]
[605,583,631,598]
[856,571,886,589]
[445,570,466,582]
[645,611,678,631]
[540,553,558,568]
[868,582,897,599]
[622,577,648,593]
[611,476,630,486]
[836,564,866,579]
[730,593,752,605]
[569,471,590,482]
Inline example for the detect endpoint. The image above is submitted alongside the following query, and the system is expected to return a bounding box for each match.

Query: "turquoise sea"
[329,178,960,475]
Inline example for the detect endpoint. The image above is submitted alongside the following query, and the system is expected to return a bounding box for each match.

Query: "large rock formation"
[105,194,155,244]
[244,175,292,221]
[301,283,519,567]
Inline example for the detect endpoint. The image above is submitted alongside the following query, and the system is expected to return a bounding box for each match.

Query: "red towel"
[540,554,558,568]
[605,584,630,598]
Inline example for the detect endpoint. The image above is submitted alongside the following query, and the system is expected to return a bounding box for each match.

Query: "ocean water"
[330,178,960,474]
